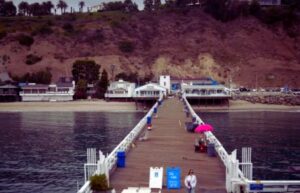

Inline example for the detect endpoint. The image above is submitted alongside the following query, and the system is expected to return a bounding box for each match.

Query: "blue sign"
[250,183,264,190]
[166,167,181,189]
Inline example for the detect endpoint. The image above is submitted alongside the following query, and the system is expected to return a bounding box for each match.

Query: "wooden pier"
[110,97,226,193]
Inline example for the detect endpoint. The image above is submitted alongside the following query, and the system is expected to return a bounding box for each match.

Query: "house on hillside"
[20,77,75,102]
[105,79,136,100]
[133,83,166,100]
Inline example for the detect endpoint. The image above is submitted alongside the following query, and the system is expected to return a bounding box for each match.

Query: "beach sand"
[193,100,300,112]
[0,100,300,112]
[0,100,137,112]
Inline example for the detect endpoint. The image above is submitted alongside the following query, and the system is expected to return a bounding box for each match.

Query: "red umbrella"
[194,124,214,133]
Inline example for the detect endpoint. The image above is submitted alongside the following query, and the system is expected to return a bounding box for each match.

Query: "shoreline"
[0,100,299,112]
[0,100,139,112]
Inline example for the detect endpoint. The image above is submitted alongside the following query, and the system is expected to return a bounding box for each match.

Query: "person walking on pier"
[184,169,197,193]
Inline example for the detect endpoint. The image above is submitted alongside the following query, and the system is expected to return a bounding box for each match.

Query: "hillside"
[0,8,300,88]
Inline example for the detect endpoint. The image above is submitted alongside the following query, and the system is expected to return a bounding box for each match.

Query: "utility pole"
[110,64,115,81]
[255,72,258,91]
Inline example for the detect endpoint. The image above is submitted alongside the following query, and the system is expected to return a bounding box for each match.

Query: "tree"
[42,1,54,15]
[72,60,100,84]
[154,0,161,10]
[74,79,87,99]
[0,0,5,16]
[96,69,109,99]
[57,0,68,14]
[79,1,85,12]
[0,0,16,16]
[103,1,125,11]
[29,2,41,16]
[124,0,138,12]
[18,1,29,16]
[144,0,153,11]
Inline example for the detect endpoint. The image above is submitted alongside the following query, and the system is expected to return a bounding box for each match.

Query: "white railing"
[184,93,231,98]
[78,96,163,193]
[183,95,300,193]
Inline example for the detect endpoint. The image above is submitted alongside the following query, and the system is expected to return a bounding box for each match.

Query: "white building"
[89,4,103,12]
[181,84,231,99]
[134,83,166,99]
[159,75,171,94]
[105,79,136,99]
[20,78,75,102]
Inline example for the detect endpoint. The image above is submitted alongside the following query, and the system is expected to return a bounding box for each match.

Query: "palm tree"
[44,1,54,15]
[57,0,68,14]
[79,1,85,12]
[18,1,29,16]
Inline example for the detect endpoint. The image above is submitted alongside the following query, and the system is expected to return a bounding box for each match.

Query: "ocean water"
[0,112,145,193]
[198,111,300,180]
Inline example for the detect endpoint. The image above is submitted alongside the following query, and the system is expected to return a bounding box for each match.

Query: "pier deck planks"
[110,98,226,193]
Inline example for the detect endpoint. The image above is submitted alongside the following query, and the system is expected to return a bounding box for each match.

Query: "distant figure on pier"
[184,169,197,193]
[139,127,151,141]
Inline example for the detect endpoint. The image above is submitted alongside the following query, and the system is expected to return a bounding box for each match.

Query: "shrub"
[90,174,110,191]
[62,23,74,33]
[13,68,52,84]
[0,30,7,40]
[118,40,135,53]
[17,34,34,47]
[25,54,42,65]
[261,7,283,25]
[32,25,53,36]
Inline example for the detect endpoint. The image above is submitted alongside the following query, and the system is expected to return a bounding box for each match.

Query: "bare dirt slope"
[0,9,299,87]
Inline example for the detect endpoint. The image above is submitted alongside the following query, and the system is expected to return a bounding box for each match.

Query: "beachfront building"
[20,78,75,102]
[105,79,136,100]
[0,84,19,102]
[171,77,219,93]
[133,83,166,100]
[180,77,231,105]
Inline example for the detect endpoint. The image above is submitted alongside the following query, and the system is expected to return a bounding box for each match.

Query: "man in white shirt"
[184,169,197,193]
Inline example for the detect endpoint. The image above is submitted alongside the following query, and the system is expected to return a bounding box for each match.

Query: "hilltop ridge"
[0,8,300,88]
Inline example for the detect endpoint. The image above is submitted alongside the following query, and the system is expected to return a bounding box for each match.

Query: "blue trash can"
[117,151,126,167]
[207,143,216,157]
[153,107,157,114]
[147,116,152,124]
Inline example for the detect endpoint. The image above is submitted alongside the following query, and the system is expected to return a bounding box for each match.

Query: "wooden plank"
[110,98,226,193]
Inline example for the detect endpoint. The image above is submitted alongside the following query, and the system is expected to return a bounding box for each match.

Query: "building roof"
[135,83,166,92]
[171,76,211,81]
[56,82,73,87]
[0,72,12,82]
[0,84,18,89]
[182,84,226,89]
[21,84,49,89]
